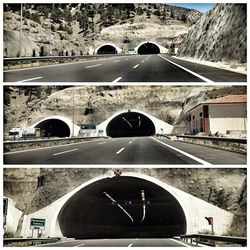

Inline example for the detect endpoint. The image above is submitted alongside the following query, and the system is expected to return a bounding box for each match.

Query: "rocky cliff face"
[3,3,201,57]
[177,4,247,63]
[4,85,247,135]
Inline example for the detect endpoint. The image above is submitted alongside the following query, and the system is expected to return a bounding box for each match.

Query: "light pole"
[18,3,23,57]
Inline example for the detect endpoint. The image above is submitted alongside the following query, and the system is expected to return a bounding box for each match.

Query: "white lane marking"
[113,60,120,63]
[4,139,108,155]
[33,240,76,247]
[112,76,122,83]
[85,63,102,68]
[133,64,139,69]
[169,239,189,247]
[74,243,86,247]
[98,142,107,145]
[141,60,145,63]
[16,76,43,83]
[152,137,212,165]
[145,55,151,61]
[158,54,214,83]
[4,55,133,73]
[129,140,133,144]
[128,243,133,247]
[116,147,125,154]
[53,148,78,156]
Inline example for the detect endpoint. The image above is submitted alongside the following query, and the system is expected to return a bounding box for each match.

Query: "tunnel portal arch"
[31,116,79,138]
[96,44,118,54]
[56,174,187,239]
[106,111,156,137]
[137,42,160,55]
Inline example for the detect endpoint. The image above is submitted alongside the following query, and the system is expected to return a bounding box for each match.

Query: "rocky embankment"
[177,4,246,63]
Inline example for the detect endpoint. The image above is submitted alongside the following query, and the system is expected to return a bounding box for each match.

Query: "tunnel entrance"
[58,176,187,239]
[97,45,118,54]
[35,119,70,138]
[106,112,156,138]
[138,43,160,55]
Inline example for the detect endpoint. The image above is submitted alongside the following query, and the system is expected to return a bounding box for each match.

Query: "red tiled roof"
[206,95,247,104]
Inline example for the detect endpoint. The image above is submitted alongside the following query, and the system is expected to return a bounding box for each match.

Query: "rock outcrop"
[177,4,247,63]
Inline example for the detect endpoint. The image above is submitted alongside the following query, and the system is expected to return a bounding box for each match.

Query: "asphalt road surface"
[35,238,188,247]
[4,54,246,82]
[4,136,246,164]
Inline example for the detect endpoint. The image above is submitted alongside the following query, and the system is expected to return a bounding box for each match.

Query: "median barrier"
[3,237,61,246]
[4,137,109,153]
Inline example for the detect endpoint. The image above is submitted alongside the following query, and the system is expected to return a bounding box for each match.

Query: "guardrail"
[3,237,61,246]
[180,234,247,247]
[3,54,132,69]
[4,136,109,153]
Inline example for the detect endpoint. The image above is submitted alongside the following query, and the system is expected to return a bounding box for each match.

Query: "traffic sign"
[30,218,45,230]
[81,124,96,130]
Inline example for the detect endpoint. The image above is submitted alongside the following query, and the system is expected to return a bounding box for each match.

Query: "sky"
[167,3,216,13]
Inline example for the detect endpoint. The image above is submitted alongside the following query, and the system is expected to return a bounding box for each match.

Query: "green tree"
[136,6,143,15]
[213,188,231,209]
[146,10,151,18]
[51,7,63,23]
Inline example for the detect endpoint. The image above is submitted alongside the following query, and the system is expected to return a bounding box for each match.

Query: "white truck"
[8,127,40,140]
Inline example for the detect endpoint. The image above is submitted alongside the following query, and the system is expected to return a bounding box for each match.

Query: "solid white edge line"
[53,148,78,156]
[158,54,214,83]
[169,238,189,247]
[152,137,212,165]
[133,64,139,69]
[112,76,122,83]
[116,147,125,154]
[128,243,133,247]
[85,63,102,68]
[17,76,43,83]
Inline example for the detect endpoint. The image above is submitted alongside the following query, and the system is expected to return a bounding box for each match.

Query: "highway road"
[4,54,246,82]
[35,238,188,247]
[4,136,246,164]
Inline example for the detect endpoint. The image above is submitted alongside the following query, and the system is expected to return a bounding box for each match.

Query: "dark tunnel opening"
[35,119,70,138]
[58,176,187,239]
[97,45,118,54]
[106,112,156,138]
[138,43,160,55]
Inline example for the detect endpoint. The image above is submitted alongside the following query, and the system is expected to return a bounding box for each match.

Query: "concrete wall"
[209,103,247,134]
[4,197,23,235]
[97,109,173,136]
[20,172,233,238]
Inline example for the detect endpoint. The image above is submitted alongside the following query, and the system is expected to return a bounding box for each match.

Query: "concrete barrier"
[4,137,109,153]
[176,135,246,154]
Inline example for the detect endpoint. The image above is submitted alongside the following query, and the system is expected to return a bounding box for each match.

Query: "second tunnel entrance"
[106,112,156,138]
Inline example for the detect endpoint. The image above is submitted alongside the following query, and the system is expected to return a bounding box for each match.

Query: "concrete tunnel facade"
[95,43,122,55]
[134,41,168,54]
[30,116,80,138]
[20,172,233,239]
[97,109,173,137]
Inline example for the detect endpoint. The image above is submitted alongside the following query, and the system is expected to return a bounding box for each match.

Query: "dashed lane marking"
[113,60,120,63]
[73,243,86,247]
[112,76,122,83]
[128,243,133,247]
[53,148,79,156]
[17,76,43,83]
[158,54,214,83]
[129,141,133,144]
[116,147,125,154]
[133,64,139,69]
[98,142,107,145]
[152,137,212,165]
[85,64,102,68]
